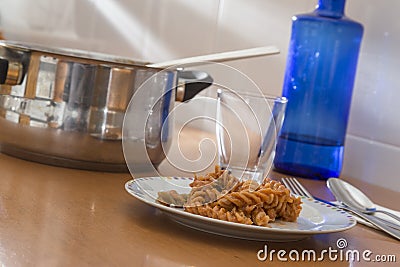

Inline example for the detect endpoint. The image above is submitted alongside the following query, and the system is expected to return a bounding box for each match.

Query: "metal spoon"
[327,178,400,223]
[327,178,400,240]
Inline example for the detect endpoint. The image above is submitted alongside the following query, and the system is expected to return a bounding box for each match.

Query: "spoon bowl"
[327,178,400,223]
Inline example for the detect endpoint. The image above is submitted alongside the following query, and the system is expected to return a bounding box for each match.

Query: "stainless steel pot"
[0,41,212,172]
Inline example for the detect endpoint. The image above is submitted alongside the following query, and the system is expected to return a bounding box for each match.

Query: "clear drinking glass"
[216,89,287,183]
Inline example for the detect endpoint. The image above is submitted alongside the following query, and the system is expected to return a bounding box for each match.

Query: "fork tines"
[281,177,313,198]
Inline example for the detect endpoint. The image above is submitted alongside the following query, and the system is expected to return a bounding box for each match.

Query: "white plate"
[125,177,356,241]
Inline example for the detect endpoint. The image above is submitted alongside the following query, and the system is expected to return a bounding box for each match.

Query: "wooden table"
[0,129,399,266]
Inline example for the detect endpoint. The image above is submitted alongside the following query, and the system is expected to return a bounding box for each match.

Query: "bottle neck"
[315,0,346,18]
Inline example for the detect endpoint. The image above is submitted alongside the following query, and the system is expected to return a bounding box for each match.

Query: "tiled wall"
[1,0,399,191]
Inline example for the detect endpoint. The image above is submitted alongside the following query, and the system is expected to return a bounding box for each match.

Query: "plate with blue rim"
[125,176,356,242]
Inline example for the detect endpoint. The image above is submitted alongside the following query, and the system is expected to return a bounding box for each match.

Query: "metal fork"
[281,177,313,198]
[281,177,400,236]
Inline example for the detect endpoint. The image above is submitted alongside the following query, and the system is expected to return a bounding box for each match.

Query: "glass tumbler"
[216,89,287,183]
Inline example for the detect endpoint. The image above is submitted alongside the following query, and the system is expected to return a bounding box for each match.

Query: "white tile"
[343,135,400,192]
[213,0,315,97]
[346,0,400,147]
[75,0,220,61]
[143,0,220,62]
[73,0,153,59]
[348,54,400,147]
[211,57,285,97]
[215,0,314,50]
[1,0,77,40]
[0,0,27,29]
[3,0,155,59]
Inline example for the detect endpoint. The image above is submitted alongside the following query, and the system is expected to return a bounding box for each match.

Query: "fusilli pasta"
[157,166,302,227]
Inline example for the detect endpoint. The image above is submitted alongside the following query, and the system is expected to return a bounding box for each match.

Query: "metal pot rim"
[0,40,151,68]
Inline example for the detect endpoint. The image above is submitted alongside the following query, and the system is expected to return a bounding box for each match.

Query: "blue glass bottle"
[274,0,363,179]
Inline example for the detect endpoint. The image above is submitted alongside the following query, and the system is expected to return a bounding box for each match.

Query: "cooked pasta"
[157,166,302,227]
[157,190,188,207]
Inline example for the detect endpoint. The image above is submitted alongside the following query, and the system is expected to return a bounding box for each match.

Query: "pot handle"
[176,70,213,102]
[0,57,24,85]
[0,58,8,84]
